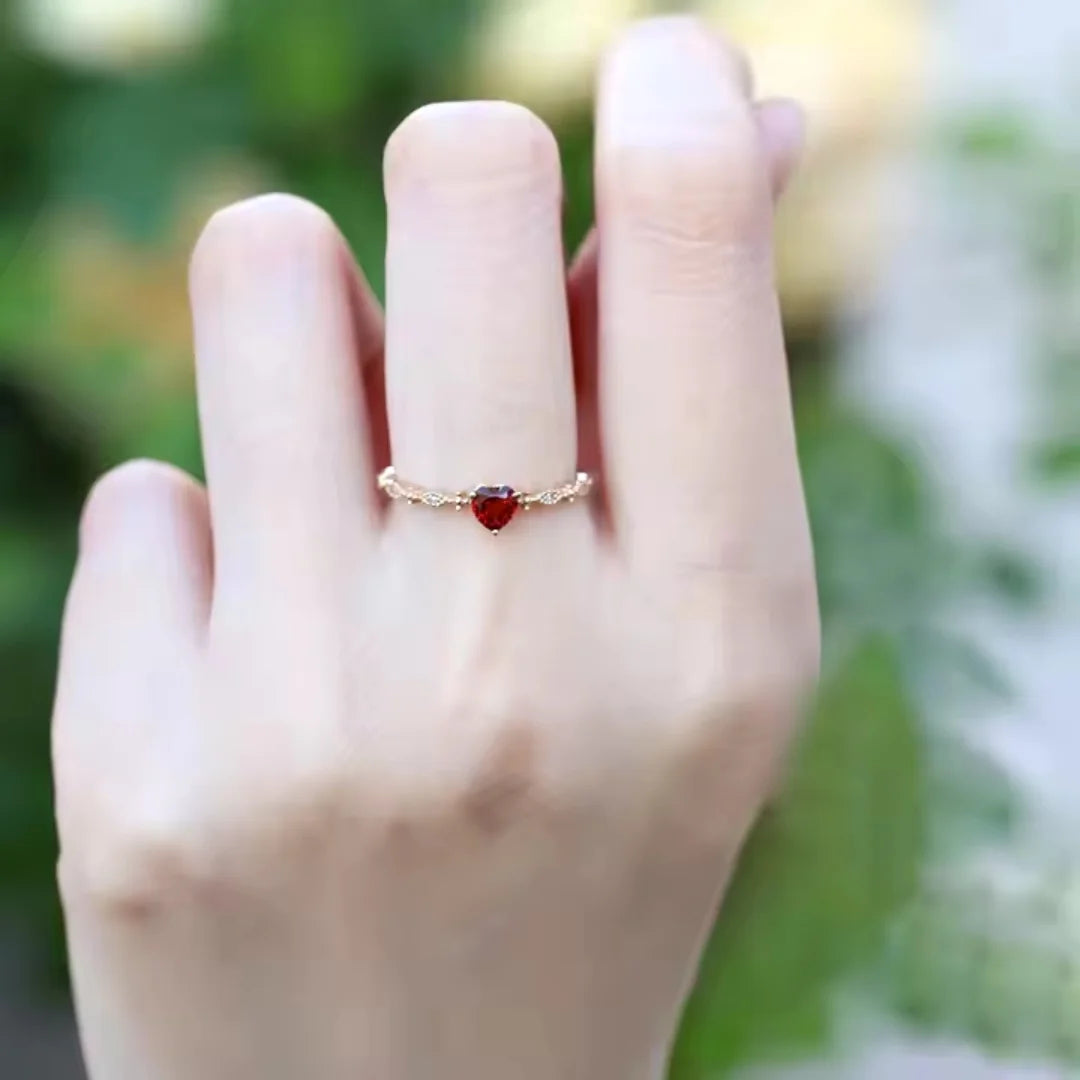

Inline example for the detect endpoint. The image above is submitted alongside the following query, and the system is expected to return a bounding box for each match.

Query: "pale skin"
[53,17,819,1080]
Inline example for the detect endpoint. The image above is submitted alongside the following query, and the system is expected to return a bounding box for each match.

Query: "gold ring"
[377,466,593,535]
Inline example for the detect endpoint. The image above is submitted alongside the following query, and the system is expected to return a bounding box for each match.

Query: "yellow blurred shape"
[712,0,927,324]
[479,0,926,324]
[715,0,924,141]
[46,158,267,392]
[472,0,651,114]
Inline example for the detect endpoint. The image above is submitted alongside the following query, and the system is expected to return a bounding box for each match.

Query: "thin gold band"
[377,467,593,510]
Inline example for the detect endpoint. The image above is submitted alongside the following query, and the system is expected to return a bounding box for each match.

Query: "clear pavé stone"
[422,492,443,506]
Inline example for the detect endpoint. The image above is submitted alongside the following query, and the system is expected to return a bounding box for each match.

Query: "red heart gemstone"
[471,486,518,533]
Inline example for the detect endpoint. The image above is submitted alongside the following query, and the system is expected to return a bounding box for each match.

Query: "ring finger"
[382,102,580,547]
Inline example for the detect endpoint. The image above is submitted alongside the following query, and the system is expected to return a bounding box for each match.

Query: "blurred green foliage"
[0,0,1070,1073]
[674,638,925,1075]
[943,107,1080,489]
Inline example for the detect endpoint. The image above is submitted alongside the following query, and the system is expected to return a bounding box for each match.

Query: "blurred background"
[2,0,1079,1076]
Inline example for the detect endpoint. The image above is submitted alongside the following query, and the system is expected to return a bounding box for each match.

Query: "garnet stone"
[471,486,518,533]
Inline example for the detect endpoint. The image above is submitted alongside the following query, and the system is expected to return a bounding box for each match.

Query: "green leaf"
[671,638,927,1076]
[226,0,359,126]
[1029,437,1080,484]
[973,545,1045,611]
[925,735,1018,850]
[940,109,1039,162]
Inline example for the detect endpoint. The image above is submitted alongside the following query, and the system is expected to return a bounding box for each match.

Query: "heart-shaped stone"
[471,486,518,533]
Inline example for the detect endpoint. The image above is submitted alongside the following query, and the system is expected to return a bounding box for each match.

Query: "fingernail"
[600,17,752,149]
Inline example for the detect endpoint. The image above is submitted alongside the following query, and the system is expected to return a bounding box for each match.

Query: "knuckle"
[255,764,353,849]
[765,575,822,697]
[58,763,355,918]
[683,678,798,745]
[667,617,814,775]
[190,193,338,285]
[365,706,553,844]
[457,718,544,838]
[384,100,559,200]
[59,816,208,921]
[672,568,821,707]
[653,684,796,852]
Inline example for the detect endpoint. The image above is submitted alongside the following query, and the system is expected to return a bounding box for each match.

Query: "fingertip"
[603,16,754,99]
[384,100,561,200]
[600,17,757,152]
[77,461,212,630]
[188,195,346,331]
[80,460,207,553]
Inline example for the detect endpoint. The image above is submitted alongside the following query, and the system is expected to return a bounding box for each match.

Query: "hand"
[54,17,818,1080]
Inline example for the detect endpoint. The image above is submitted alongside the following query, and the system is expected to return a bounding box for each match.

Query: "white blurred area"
[847,0,1080,837]
[16,0,217,70]
[755,0,1080,1076]
[742,1038,1065,1080]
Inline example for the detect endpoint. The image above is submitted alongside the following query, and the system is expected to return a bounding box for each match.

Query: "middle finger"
[383,102,579,529]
